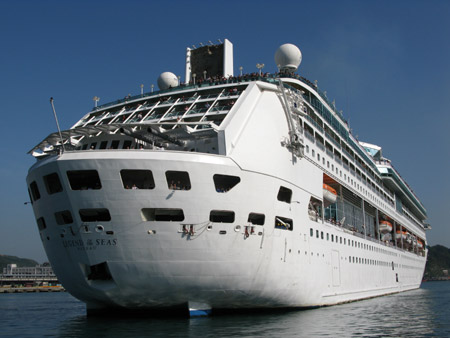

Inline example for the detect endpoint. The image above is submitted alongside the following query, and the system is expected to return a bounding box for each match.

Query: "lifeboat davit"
[323,184,337,207]
[379,220,393,233]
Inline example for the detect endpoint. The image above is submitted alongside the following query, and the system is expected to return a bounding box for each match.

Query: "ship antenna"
[50,97,65,153]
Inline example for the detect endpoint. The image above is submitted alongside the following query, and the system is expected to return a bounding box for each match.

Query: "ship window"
[316,230,319,238]
[310,228,313,236]
[213,174,240,193]
[82,144,88,150]
[30,181,41,201]
[275,216,293,231]
[36,217,46,231]
[312,149,315,157]
[67,170,102,190]
[99,141,108,149]
[327,233,329,241]
[210,210,235,223]
[54,210,74,225]
[166,171,191,190]
[305,145,309,153]
[331,234,334,242]
[277,186,292,203]
[121,170,155,189]
[79,208,111,222]
[141,208,184,222]
[43,173,63,195]
[321,231,324,239]
[111,140,120,149]
[90,142,97,150]
[87,262,112,281]
[248,213,265,225]
[123,140,132,149]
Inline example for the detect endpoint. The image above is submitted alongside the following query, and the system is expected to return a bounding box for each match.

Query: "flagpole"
[50,97,65,153]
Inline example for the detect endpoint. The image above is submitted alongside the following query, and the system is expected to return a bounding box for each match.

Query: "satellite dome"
[274,44,302,73]
[157,72,179,90]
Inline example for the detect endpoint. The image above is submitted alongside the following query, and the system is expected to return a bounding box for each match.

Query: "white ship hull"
[27,150,426,313]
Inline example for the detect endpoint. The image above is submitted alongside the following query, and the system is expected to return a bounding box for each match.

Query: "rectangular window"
[43,173,63,195]
[79,208,111,222]
[36,217,46,231]
[99,141,108,149]
[121,170,155,189]
[111,140,120,149]
[166,171,191,190]
[141,208,184,222]
[277,186,292,203]
[275,216,293,231]
[248,213,265,225]
[210,210,235,223]
[321,231,324,239]
[54,210,74,225]
[67,170,101,190]
[90,142,97,150]
[123,140,132,149]
[310,228,313,236]
[213,174,240,193]
[30,181,41,201]
[316,230,319,238]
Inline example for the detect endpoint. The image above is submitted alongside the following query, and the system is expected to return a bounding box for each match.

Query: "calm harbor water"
[1,282,449,337]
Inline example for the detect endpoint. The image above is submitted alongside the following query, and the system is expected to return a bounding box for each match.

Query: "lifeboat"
[395,230,407,240]
[379,220,393,233]
[323,184,337,207]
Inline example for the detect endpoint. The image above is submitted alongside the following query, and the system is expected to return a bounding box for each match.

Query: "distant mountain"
[424,245,450,278]
[0,255,39,271]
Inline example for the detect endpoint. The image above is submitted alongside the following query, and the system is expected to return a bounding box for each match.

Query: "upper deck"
[29,53,427,227]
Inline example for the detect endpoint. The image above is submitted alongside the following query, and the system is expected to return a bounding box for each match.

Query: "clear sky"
[0,0,448,263]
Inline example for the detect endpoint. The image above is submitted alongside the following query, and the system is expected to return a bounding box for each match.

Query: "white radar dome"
[274,44,302,72]
[157,72,179,90]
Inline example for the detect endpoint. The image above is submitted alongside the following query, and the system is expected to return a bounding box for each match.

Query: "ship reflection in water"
[1,282,448,337]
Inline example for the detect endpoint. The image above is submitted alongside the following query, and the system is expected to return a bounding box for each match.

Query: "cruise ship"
[26,40,429,316]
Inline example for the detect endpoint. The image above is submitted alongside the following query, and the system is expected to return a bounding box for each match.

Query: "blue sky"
[1,0,448,263]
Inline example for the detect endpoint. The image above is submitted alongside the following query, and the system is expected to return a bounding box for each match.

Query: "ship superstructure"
[26,40,429,316]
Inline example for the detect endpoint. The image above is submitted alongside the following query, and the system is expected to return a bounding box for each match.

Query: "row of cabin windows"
[29,171,241,200]
[310,227,400,257]
[29,171,293,204]
[348,256,395,269]
[37,208,289,230]
[80,140,139,150]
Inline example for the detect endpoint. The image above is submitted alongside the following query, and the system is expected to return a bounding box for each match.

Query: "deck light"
[93,96,100,108]
[256,63,265,76]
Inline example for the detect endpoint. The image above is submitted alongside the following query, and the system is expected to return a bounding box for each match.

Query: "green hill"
[424,245,450,278]
[0,255,39,271]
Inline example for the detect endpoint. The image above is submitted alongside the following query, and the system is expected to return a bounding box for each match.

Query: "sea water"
[1,282,449,337]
